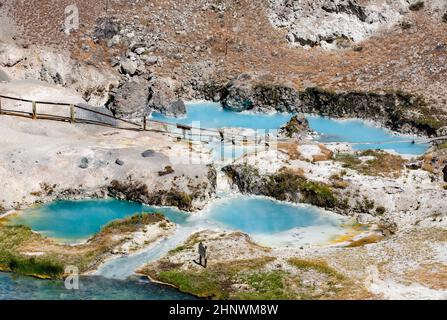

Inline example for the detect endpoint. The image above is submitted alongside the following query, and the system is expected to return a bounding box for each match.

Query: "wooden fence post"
[70,104,76,123]
[143,116,147,131]
[32,101,37,119]
[0,97,2,115]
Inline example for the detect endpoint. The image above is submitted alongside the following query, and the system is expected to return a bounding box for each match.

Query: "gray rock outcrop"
[219,73,444,136]
[120,59,138,76]
[147,77,186,117]
[267,0,430,48]
[278,114,310,138]
[0,42,119,106]
[220,73,299,113]
[109,79,150,118]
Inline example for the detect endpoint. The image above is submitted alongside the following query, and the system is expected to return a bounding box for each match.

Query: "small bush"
[400,21,412,30]
[288,258,344,280]
[158,166,175,176]
[409,1,424,11]
[101,213,164,234]
[375,206,386,215]
[333,153,361,169]
[266,172,304,202]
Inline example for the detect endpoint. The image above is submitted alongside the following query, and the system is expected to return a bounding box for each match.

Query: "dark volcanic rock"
[443,165,447,182]
[220,73,299,113]
[94,17,121,40]
[278,114,310,138]
[169,99,187,117]
[298,87,441,136]
[79,157,89,169]
[222,164,341,209]
[142,149,155,158]
[115,159,124,166]
[222,165,268,196]
[108,180,194,211]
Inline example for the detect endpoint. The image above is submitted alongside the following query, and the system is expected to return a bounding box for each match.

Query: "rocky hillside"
[1,0,446,132]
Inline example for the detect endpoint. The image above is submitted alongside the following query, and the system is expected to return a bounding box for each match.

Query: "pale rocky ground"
[145,226,446,299]
[289,227,447,299]
[110,221,176,256]
[143,142,447,299]
[0,116,214,212]
[235,144,447,230]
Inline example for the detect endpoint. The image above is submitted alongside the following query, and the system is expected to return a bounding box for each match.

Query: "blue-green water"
[3,197,347,298]
[151,101,292,130]
[306,116,428,155]
[206,197,341,234]
[152,102,428,155]
[0,273,194,300]
[8,197,344,244]
[8,199,189,243]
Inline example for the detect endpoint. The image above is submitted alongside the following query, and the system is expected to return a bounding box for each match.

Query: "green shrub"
[0,252,64,278]
[266,172,304,201]
[300,181,337,208]
[101,213,164,234]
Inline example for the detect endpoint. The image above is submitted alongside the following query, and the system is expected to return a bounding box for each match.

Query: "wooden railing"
[0,94,281,164]
[0,94,141,130]
[0,94,442,146]
[0,94,263,144]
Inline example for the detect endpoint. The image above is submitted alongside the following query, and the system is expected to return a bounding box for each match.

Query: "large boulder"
[0,69,10,82]
[110,77,187,119]
[147,77,186,117]
[120,59,138,76]
[110,79,150,118]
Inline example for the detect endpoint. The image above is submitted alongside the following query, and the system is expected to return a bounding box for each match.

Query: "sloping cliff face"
[1,0,446,126]
[268,0,446,48]
[0,42,119,106]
